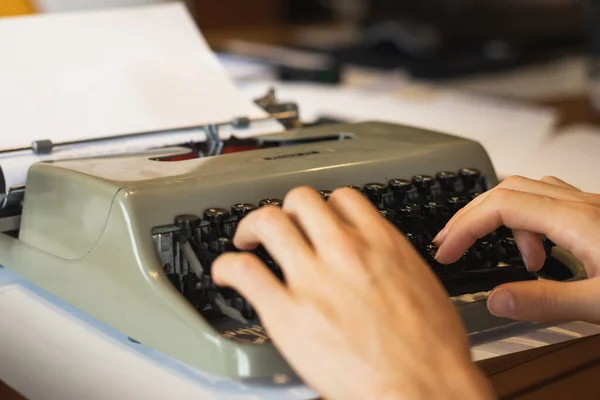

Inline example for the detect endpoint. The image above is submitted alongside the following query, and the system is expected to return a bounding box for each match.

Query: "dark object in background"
[305,0,587,79]
[281,0,333,23]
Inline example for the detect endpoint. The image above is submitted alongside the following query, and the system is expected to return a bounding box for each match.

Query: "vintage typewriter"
[0,119,585,381]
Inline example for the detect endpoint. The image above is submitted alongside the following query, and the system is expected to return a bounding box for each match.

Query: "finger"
[435,189,595,264]
[282,186,350,251]
[487,279,600,324]
[212,252,295,322]
[327,187,388,231]
[512,229,546,271]
[434,176,588,245]
[233,205,317,282]
[540,175,581,191]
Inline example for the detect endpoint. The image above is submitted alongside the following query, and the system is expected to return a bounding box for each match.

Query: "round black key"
[175,214,201,240]
[341,185,362,192]
[175,214,201,230]
[412,175,435,196]
[447,196,468,213]
[422,202,442,218]
[318,190,332,200]
[211,237,234,254]
[259,198,283,207]
[501,236,520,259]
[399,203,419,217]
[459,168,481,191]
[363,183,388,206]
[388,179,412,195]
[231,203,257,219]
[379,208,396,222]
[477,240,498,268]
[405,232,421,247]
[203,208,230,224]
[436,171,457,192]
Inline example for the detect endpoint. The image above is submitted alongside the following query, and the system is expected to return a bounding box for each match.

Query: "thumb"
[487,279,600,325]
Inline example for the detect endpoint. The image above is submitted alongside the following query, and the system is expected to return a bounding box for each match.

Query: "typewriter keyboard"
[152,168,571,338]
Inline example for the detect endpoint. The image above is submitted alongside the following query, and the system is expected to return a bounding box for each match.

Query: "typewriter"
[0,120,585,380]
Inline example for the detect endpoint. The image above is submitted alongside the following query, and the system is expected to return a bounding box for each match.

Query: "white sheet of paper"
[0,3,280,147]
[507,124,600,193]
[0,3,282,192]
[239,81,558,179]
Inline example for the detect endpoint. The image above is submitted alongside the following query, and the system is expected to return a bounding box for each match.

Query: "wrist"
[375,361,495,400]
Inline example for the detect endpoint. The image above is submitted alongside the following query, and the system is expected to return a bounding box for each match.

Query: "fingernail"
[521,253,530,270]
[434,243,444,260]
[488,288,515,318]
[433,227,448,244]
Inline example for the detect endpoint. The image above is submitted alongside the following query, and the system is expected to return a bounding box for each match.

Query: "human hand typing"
[212,187,494,400]
[434,175,600,324]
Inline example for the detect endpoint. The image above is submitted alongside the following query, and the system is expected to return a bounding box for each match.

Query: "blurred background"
[0,1,596,105]
[2,0,600,185]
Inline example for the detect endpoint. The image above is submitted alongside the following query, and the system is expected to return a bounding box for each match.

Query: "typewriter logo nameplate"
[262,151,321,161]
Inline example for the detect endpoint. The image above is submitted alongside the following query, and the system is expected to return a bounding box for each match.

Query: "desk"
[1,332,600,399]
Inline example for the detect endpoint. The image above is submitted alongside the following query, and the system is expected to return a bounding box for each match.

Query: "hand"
[212,187,494,400]
[434,175,600,324]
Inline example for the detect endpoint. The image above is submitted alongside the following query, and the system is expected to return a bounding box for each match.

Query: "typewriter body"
[0,121,585,380]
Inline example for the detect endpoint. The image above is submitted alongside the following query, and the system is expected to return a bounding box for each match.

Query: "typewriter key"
[435,171,457,193]
[175,214,201,240]
[422,202,442,217]
[501,237,520,259]
[211,237,235,254]
[411,175,435,197]
[340,185,363,192]
[405,232,421,247]
[478,240,498,268]
[458,168,481,192]
[203,208,230,238]
[447,196,468,213]
[379,208,396,222]
[259,198,283,207]
[231,203,257,219]
[363,183,388,206]
[203,208,230,223]
[318,190,332,200]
